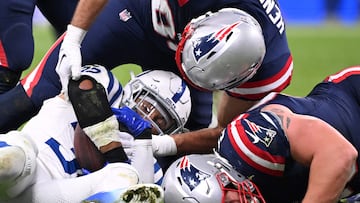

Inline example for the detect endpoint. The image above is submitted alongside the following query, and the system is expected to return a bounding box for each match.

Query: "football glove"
[111,106,152,138]
[56,24,87,94]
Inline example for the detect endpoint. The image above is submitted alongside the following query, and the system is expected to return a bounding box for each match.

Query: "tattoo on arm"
[267,108,291,129]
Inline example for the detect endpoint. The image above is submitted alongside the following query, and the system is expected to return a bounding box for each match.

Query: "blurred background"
[31,0,360,98]
[281,0,359,25]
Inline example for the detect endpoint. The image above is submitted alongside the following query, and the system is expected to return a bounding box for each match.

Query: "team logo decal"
[179,156,210,191]
[244,119,276,147]
[192,22,240,62]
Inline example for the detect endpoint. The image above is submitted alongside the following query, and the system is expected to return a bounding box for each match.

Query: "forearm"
[282,112,358,203]
[173,126,224,155]
[303,150,357,203]
[217,92,256,127]
[71,0,108,30]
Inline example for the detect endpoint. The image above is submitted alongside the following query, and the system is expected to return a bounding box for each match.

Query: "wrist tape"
[65,24,87,46]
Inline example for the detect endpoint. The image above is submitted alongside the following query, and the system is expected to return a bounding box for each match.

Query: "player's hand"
[112,107,154,182]
[111,107,152,138]
[55,24,87,94]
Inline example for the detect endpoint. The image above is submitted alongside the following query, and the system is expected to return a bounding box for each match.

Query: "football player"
[0,0,293,144]
[161,65,360,202]
[0,0,78,93]
[162,153,265,203]
[0,65,190,202]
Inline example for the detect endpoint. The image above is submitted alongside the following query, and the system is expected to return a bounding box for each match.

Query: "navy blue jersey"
[1,0,292,173]
[123,0,293,100]
[0,0,292,172]
[218,66,360,202]
[0,0,293,172]
[0,0,76,71]
[17,0,291,128]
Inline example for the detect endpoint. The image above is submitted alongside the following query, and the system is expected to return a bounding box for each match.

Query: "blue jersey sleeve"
[217,110,290,178]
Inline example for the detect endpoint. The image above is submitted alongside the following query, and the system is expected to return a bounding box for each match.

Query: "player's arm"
[263,104,358,203]
[174,126,223,154]
[70,0,108,30]
[216,91,257,128]
[68,76,127,163]
[56,0,108,91]
[152,126,223,156]
[153,92,256,156]
[68,76,154,182]
[152,90,257,156]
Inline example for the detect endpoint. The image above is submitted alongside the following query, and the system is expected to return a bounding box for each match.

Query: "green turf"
[284,23,360,96]
[30,23,360,96]
[28,25,142,84]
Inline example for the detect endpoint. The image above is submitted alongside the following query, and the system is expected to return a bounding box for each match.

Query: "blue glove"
[111,106,151,138]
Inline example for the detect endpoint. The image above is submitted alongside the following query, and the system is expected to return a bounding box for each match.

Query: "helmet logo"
[192,22,240,63]
[171,80,187,103]
[179,156,211,191]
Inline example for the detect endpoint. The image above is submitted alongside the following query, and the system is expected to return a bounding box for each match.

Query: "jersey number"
[46,138,80,174]
[151,0,178,51]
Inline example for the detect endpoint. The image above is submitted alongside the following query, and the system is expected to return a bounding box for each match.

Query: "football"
[74,124,106,172]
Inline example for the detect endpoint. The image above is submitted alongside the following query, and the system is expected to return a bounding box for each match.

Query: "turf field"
[284,23,360,96]
[30,23,360,97]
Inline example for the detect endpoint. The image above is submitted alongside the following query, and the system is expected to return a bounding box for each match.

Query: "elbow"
[342,145,358,180]
[346,145,357,165]
[350,147,358,161]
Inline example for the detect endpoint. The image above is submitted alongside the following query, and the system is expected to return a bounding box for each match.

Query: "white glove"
[152,134,177,156]
[55,24,87,94]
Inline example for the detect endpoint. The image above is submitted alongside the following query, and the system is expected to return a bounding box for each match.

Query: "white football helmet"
[80,64,123,108]
[162,153,265,203]
[122,70,192,135]
[176,8,266,91]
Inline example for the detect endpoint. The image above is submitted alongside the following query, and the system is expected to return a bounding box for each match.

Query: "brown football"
[74,124,106,172]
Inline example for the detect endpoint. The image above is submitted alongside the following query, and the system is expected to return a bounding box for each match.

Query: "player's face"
[224,190,263,203]
[134,98,175,134]
[224,191,241,203]
[218,174,263,203]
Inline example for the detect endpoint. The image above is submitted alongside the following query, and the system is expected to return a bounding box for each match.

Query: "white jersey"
[21,94,163,179]
[21,96,80,182]
[0,66,165,202]
[15,96,162,200]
